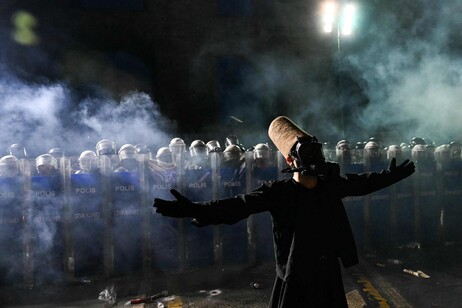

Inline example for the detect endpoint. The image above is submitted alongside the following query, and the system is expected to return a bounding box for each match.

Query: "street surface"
[1,244,461,307]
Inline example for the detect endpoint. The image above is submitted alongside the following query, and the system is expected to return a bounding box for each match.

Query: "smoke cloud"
[0,71,174,157]
[345,0,462,145]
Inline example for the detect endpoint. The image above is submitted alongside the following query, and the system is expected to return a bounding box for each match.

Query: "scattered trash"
[387,258,403,265]
[405,242,421,249]
[157,295,183,307]
[98,284,117,306]
[128,290,168,305]
[376,263,386,268]
[208,289,222,296]
[403,269,430,278]
[250,282,261,289]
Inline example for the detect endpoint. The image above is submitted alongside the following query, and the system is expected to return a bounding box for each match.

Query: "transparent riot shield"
[182,159,214,268]
[247,151,278,265]
[414,160,439,250]
[99,155,114,277]
[439,159,462,245]
[0,172,26,286]
[29,162,65,285]
[390,161,415,250]
[111,162,143,275]
[219,156,247,266]
[363,160,391,254]
[210,151,223,267]
[148,159,180,272]
[68,156,104,279]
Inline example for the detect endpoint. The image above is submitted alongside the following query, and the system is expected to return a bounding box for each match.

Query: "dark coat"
[194,166,406,307]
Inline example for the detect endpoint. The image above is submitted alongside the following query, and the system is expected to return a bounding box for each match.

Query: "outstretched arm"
[336,158,415,197]
[154,186,275,227]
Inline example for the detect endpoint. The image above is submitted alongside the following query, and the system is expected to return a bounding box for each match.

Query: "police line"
[0,151,460,286]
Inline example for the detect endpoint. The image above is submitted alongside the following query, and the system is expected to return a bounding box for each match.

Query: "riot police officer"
[35,154,59,176]
[114,144,139,172]
[75,150,99,174]
[96,139,117,156]
[188,140,208,170]
[7,144,27,159]
[0,155,20,177]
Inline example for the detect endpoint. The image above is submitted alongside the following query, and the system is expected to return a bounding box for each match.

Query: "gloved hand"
[153,189,198,218]
[388,157,415,180]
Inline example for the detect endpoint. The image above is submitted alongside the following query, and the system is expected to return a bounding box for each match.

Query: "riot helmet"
[253,143,270,161]
[156,147,174,168]
[189,140,207,158]
[206,140,222,154]
[400,143,412,160]
[48,148,65,159]
[386,145,402,160]
[434,144,450,163]
[96,139,117,156]
[135,144,152,155]
[225,135,239,147]
[0,155,19,177]
[411,144,428,162]
[368,137,381,149]
[364,141,381,161]
[8,143,27,159]
[223,144,242,162]
[78,150,99,173]
[118,144,138,171]
[410,137,426,148]
[352,141,365,164]
[35,154,58,176]
[169,137,186,155]
[335,140,351,165]
[322,142,336,162]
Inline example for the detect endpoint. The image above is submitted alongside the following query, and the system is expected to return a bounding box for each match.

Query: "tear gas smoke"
[0,72,174,157]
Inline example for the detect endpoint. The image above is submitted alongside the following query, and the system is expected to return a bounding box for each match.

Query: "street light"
[320,1,357,138]
[321,1,357,52]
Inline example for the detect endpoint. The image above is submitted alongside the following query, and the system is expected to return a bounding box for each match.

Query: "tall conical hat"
[268,116,312,157]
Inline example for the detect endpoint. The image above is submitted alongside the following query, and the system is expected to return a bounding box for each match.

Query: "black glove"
[153,189,198,218]
[388,157,415,180]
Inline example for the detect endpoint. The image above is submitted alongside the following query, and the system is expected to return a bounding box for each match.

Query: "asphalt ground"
[2,244,462,307]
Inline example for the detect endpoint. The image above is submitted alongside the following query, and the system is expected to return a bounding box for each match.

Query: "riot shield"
[148,159,180,272]
[111,167,143,275]
[69,157,104,278]
[183,162,214,268]
[390,164,415,249]
[29,167,65,285]
[363,160,391,254]
[219,158,247,266]
[247,152,278,264]
[0,175,26,286]
[438,159,461,245]
[414,160,439,250]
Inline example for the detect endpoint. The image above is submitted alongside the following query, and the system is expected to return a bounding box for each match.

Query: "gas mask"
[282,136,327,176]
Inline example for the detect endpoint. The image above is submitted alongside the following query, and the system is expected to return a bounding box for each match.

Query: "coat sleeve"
[334,169,411,198]
[194,182,279,226]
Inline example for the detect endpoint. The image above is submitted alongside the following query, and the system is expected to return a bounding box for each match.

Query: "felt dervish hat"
[268,116,312,157]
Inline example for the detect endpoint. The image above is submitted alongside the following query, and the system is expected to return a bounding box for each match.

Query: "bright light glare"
[340,3,356,36]
[321,2,337,33]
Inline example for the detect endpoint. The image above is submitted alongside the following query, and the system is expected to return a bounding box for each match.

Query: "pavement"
[2,243,462,307]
